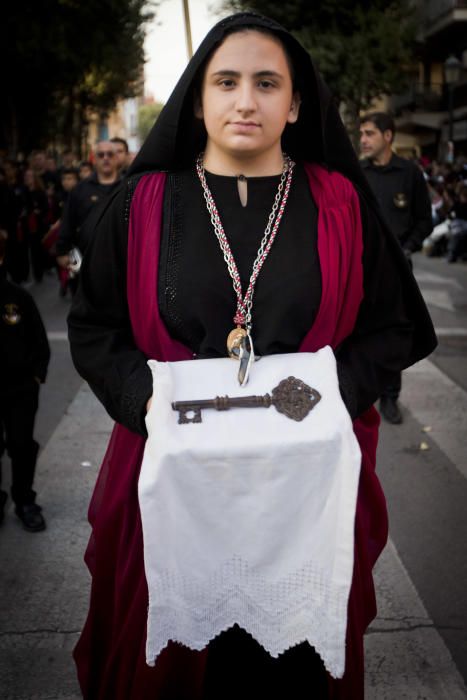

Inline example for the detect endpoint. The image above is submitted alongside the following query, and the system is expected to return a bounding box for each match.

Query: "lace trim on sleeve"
[124,176,140,225]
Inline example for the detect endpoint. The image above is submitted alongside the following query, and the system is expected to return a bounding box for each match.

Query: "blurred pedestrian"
[58,149,77,176]
[59,167,80,204]
[56,141,121,285]
[110,137,130,175]
[78,161,94,181]
[0,161,25,283]
[30,149,47,179]
[19,167,49,283]
[0,231,50,531]
[43,154,61,191]
[69,13,436,699]
[360,112,433,424]
[41,167,80,297]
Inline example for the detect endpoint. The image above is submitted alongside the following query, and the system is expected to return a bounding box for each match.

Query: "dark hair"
[79,161,93,170]
[360,112,396,139]
[61,167,79,177]
[110,137,129,153]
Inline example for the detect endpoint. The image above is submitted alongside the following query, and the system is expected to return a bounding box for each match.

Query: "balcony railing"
[423,0,467,24]
[391,83,444,112]
[390,80,467,114]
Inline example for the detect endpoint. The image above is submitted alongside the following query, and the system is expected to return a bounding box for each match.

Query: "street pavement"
[0,253,466,699]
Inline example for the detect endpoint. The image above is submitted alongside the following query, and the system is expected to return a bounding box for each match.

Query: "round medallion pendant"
[227,326,247,359]
[393,192,408,209]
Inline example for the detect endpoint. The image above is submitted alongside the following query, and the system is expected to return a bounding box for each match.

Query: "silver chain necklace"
[196,152,295,384]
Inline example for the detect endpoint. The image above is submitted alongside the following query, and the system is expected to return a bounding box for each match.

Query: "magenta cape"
[74,164,388,699]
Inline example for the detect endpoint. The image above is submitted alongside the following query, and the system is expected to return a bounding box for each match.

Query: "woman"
[68,12,436,699]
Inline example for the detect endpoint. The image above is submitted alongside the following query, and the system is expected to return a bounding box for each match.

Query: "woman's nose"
[235,83,257,112]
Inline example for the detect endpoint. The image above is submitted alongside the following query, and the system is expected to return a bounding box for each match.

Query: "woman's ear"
[287,92,301,124]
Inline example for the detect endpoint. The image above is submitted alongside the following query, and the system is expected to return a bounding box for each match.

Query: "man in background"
[360,112,433,424]
[110,137,130,175]
[56,141,121,276]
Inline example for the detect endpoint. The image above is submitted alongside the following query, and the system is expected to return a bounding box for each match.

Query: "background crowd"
[0,136,130,531]
[1,143,466,303]
[420,154,467,262]
[0,138,131,297]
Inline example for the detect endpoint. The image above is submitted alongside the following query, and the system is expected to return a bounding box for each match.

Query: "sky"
[144,0,229,103]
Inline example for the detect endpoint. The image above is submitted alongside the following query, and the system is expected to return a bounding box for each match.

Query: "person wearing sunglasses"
[56,141,121,286]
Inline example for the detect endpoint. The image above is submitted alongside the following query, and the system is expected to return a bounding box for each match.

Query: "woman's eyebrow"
[211,69,284,80]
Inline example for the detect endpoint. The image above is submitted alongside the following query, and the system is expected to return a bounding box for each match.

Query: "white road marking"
[366,539,467,699]
[415,270,463,289]
[420,289,456,312]
[47,331,69,341]
[435,328,467,337]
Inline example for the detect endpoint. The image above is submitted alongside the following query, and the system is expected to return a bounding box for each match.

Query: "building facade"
[390,0,467,160]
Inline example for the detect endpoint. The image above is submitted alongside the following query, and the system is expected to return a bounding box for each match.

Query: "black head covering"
[129,12,370,197]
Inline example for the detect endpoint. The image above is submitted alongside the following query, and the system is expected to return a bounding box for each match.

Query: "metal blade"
[238,331,255,386]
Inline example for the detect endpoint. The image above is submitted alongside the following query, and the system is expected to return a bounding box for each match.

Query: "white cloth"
[139,347,361,678]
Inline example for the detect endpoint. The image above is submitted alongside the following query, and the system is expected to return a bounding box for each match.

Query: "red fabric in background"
[74,165,388,699]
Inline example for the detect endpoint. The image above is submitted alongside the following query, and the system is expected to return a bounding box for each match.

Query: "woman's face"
[197,31,299,165]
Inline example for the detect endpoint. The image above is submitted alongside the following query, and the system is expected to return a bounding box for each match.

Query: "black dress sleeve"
[67,179,152,436]
[335,193,435,419]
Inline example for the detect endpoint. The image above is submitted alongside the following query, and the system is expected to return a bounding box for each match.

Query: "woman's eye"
[219,79,235,88]
[258,80,275,89]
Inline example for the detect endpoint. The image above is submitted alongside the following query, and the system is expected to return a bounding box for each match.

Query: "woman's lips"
[230,121,260,132]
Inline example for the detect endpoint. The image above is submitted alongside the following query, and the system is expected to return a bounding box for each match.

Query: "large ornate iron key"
[172,376,321,424]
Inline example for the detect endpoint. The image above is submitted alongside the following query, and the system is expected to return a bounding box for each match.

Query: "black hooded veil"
[68,13,436,700]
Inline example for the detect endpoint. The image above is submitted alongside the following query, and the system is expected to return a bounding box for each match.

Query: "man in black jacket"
[0,231,50,531]
[56,141,121,272]
[360,112,433,424]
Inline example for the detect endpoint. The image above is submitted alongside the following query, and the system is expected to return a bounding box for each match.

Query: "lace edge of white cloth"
[144,558,351,679]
